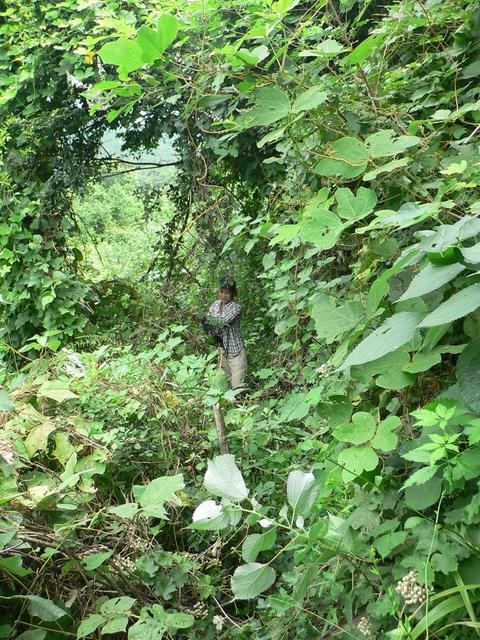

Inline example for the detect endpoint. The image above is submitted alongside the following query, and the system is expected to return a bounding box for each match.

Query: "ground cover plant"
[2,0,480,638]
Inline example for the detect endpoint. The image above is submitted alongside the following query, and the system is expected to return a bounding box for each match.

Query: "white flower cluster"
[212,614,224,631]
[66,71,87,90]
[357,616,372,637]
[190,601,208,619]
[395,571,426,605]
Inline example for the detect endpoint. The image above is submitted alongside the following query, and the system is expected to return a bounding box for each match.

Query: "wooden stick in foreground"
[213,402,228,454]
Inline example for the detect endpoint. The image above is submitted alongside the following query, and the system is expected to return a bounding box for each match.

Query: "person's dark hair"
[219,275,237,297]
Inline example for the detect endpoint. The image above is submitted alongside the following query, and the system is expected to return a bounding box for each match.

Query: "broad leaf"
[376,531,407,558]
[365,129,420,158]
[242,529,277,563]
[82,550,113,571]
[38,380,77,402]
[333,412,376,444]
[77,614,105,639]
[27,596,66,621]
[314,137,369,179]
[399,262,465,301]
[298,208,344,250]
[419,284,480,327]
[136,474,184,518]
[286,470,319,516]
[311,298,363,344]
[204,455,249,502]
[337,446,378,482]
[291,86,327,113]
[371,416,400,452]
[335,187,377,220]
[340,312,419,369]
[237,87,290,128]
[363,157,410,181]
[231,562,276,599]
[137,15,178,64]
[25,422,56,458]
[98,40,144,80]
[190,499,230,530]
[0,389,14,411]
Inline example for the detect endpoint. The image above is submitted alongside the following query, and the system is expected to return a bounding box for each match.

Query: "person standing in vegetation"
[202,276,247,390]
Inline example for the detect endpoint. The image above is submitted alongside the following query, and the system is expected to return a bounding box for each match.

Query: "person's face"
[219,288,233,303]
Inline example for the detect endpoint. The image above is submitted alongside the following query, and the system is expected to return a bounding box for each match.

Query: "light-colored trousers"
[221,348,247,390]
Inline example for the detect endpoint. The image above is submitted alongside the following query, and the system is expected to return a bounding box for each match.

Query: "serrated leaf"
[419,284,480,327]
[291,86,327,113]
[204,455,249,502]
[340,312,419,370]
[402,465,439,489]
[399,262,465,301]
[335,186,377,220]
[333,412,376,444]
[402,350,442,373]
[231,562,276,599]
[242,529,277,563]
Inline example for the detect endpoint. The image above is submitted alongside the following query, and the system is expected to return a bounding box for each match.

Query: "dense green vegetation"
[2,0,480,637]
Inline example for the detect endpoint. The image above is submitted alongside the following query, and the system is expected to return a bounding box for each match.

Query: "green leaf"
[137,15,178,64]
[337,446,378,481]
[37,380,77,402]
[82,550,113,571]
[399,263,465,301]
[461,243,480,264]
[0,555,32,577]
[335,187,377,220]
[291,86,327,113]
[333,412,376,444]
[27,596,66,621]
[365,129,420,158]
[137,474,184,518]
[363,157,410,181]
[231,562,276,599]
[108,503,139,519]
[287,470,319,516]
[371,416,400,452]
[98,40,144,80]
[419,284,480,327]
[311,298,363,344]
[403,350,442,373]
[204,455,249,502]
[242,529,277,563]
[24,422,56,458]
[402,465,439,489]
[456,339,480,411]
[343,35,382,65]
[0,390,14,412]
[101,616,129,635]
[298,208,344,250]
[17,631,47,640]
[190,499,230,530]
[376,531,407,558]
[404,476,442,510]
[237,87,290,128]
[100,597,136,614]
[314,137,369,179]
[340,312,419,370]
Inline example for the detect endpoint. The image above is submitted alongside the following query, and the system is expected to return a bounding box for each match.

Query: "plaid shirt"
[205,300,244,357]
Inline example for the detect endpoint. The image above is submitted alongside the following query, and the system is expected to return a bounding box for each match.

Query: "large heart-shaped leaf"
[314,137,369,179]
